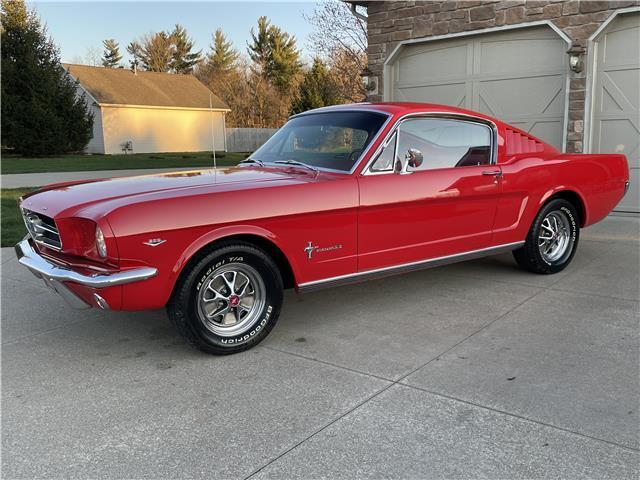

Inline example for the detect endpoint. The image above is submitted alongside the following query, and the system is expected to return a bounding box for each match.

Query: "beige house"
[64,64,230,155]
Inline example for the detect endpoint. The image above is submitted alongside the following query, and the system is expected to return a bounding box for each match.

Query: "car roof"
[295,102,500,124]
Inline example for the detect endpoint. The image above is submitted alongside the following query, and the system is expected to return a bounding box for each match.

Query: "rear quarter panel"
[492,152,629,245]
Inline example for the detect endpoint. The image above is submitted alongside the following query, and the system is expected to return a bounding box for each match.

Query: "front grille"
[22,209,62,250]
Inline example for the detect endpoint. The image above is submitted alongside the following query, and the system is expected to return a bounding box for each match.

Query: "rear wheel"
[167,242,283,354]
[513,199,579,274]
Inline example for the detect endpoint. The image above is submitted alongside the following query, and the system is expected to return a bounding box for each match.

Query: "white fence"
[226,128,278,153]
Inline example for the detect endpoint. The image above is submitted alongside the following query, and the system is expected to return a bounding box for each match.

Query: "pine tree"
[206,28,238,73]
[101,38,122,68]
[248,16,302,94]
[292,58,340,114]
[126,41,142,71]
[248,16,272,72]
[1,0,93,155]
[170,24,201,74]
[139,31,174,72]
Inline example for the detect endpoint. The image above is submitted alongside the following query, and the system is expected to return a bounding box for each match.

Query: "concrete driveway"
[2,216,638,479]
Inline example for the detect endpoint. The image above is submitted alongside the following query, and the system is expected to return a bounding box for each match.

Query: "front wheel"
[167,242,284,354]
[513,198,579,274]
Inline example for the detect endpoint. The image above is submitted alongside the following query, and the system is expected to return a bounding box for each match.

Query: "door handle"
[482,170,502,177]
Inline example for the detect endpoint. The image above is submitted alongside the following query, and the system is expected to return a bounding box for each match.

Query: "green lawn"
[1,188,35,247]
[1,151,248,174]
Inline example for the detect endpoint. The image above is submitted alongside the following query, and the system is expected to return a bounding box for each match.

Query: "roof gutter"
[97,103,231,112]
[346,1,368,22]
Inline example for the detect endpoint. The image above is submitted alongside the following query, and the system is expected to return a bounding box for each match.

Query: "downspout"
[223,112,228,152]
[348,2,368,22]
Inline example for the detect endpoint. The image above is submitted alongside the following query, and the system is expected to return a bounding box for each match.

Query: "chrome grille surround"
[21,208,62,251]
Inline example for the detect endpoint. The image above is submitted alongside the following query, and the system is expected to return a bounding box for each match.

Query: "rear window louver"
[505,128,544,155]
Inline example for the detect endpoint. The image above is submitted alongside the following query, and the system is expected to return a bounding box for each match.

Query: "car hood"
[21,166,319,218]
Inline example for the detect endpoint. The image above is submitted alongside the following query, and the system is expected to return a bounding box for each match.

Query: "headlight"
[95,225,107,258]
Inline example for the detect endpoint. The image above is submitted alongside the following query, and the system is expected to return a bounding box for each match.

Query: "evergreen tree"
[139,31,174,72]
[1,0,93,155]
[170,24,201,74]
[248,16,272,72]
[126,41,142,71]
[292,58,340,114]
[206,28,238,73]
[101,38,122,68]
[248,16,302,93]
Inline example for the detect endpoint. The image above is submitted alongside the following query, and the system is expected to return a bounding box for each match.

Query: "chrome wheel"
[538,211,572,263]
[197,263,266,337]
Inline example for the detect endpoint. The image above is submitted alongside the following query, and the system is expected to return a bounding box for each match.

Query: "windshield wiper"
[274,159,319,174]
[239,158,265,167]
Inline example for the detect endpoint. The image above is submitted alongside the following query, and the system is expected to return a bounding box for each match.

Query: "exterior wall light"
[569,54,583,73]
[567,44,584,73]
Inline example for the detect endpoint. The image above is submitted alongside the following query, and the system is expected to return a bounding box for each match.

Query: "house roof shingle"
[64,64,229,110]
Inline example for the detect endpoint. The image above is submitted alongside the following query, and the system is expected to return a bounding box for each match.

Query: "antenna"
[210,93,217,183]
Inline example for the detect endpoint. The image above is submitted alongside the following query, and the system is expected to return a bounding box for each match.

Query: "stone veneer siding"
[363,0,640,153]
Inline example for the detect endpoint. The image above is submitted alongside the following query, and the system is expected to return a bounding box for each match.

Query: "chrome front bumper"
[15,238,157,309]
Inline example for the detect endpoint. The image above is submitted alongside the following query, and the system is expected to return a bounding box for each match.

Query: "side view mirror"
[407,148,423,168]
[394,148,424,174]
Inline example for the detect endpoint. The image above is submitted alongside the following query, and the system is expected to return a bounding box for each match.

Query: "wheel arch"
[171,227,298,298]
[540,188,587,227]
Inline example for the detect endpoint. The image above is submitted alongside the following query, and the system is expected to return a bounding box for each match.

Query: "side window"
[398,118,492,171]
[370,132,397,172]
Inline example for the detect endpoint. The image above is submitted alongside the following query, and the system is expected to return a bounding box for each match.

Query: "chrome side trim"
[298,241,525,293]
[15,239,158,289]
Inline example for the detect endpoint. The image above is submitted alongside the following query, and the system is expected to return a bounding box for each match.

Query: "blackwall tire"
[167,242,284,355]
[513,199,580,274]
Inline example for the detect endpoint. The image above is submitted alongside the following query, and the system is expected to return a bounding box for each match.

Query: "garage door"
[591,12,640,213]
[390,26,568,150]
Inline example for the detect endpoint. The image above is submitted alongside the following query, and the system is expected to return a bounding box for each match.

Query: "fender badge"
[143,238,166,247]
[304,241,342,260]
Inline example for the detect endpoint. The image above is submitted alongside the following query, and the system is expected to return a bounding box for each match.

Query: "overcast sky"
[30,1,319,65]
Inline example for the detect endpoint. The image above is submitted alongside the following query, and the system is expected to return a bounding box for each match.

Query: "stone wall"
[363,0,639,153]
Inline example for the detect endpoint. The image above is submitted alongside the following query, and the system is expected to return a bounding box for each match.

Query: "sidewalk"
[1,167,200,188]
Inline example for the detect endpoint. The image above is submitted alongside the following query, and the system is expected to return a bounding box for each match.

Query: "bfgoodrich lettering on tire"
[513,198,579,274]
[167,242,284,354]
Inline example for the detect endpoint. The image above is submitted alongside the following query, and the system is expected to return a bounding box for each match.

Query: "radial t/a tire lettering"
[167,242,284,354]
[513,198,579,274]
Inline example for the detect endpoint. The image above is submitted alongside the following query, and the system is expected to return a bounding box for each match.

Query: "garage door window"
[371,118,492,172]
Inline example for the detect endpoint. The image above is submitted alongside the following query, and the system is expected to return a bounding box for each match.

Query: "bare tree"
[305,0,367,102]
[82,46,102,66]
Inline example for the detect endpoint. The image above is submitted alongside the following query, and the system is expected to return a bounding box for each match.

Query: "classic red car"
[16,103,630,354]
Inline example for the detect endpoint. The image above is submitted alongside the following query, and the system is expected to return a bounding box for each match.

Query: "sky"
[30,1,320,65]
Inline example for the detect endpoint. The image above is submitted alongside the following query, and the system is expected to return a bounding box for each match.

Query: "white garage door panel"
[391,26,568,151]
[395,83,468,108]
[478,75,565,116]
[592,12,640,213]
[478,38,566,74]
[396,44,468,85]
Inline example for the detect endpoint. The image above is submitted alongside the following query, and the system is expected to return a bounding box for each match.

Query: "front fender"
[170,224,302,291]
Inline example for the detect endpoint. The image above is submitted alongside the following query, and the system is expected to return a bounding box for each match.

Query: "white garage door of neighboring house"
[591,12,640,213]
[389,26,568,151]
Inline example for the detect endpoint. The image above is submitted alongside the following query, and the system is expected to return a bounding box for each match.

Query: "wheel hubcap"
[197,264,266,337]
[538,211,572,263]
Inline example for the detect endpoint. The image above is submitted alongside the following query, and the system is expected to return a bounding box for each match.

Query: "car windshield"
[250,111,389,172]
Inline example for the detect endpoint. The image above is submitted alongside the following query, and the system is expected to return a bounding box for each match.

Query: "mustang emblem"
[304,241,342,260]
[143,238,166,247]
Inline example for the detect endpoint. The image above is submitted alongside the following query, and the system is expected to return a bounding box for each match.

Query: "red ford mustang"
[16,103,630,354]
